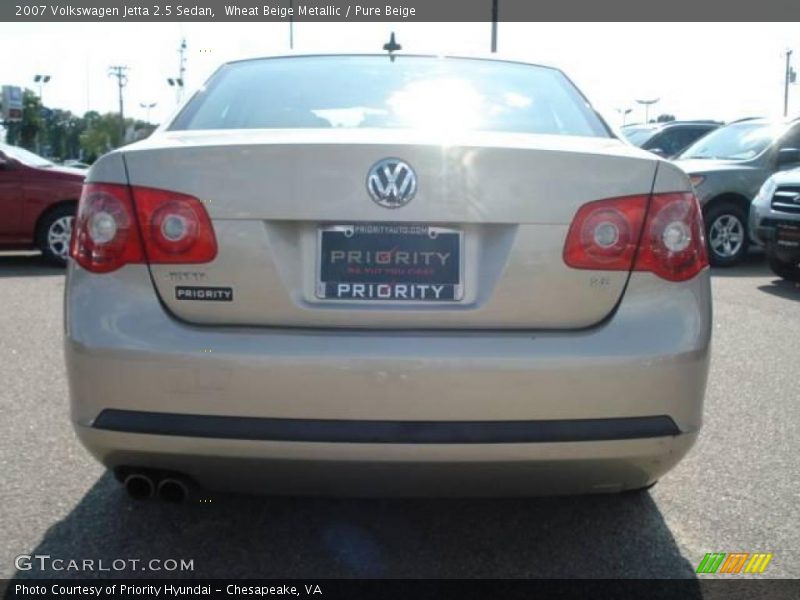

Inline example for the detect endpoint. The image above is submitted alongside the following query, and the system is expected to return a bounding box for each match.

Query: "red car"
[0,143,85,265]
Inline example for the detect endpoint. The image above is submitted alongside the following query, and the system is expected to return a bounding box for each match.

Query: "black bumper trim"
[92,410,681,444]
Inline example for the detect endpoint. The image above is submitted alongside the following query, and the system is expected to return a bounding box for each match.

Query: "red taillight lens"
[563,191,708,282]
[563,195,648,271]
[70,183,216,273]
[70,183,144,273]
[132,187,217,264]
[634,192,708,282]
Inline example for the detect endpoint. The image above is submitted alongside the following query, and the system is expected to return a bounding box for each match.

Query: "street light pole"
[139,102,157,124]
[33,74,51,154]
[167,38,188,105]
[635,98,660,124]
[33,74,51,107]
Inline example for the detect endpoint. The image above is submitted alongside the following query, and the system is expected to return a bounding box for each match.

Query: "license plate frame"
[776,222,800,249]
[316,223,464,302]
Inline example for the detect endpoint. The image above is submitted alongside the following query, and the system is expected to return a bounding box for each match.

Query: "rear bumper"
[75,424,697,496]
[64,264,711,495]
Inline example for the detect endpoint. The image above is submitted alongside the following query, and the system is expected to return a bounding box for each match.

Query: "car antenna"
[383,32,402,62]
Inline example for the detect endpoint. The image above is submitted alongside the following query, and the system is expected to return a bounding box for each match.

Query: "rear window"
[171,55,609,138]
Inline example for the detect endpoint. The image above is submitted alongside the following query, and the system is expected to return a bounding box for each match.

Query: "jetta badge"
[366,158,417,208]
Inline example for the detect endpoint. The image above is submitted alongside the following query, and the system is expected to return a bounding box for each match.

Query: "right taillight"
[70,183,216,273]
[564,191,708,282]
[131,186,217,264]
[633,192,708,282]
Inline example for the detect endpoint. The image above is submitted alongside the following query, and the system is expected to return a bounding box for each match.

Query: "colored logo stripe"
[719,553,749,573]
[696,552,773,574]
[697,553,726,573]
[744,554,773,574]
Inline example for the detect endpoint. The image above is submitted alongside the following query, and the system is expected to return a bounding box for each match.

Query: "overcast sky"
[0,22,798,127]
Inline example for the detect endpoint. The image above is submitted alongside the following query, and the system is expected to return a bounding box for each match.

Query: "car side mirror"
[777,147,800,167]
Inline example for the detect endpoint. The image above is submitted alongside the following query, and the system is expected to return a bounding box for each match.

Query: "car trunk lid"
[123,129,658,329]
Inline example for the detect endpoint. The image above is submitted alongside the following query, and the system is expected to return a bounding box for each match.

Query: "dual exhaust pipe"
[122,471,192,503]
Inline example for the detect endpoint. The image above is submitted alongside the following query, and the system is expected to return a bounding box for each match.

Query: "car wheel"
[37,204,75,266]
[767,252,800,282]
[705,203,749,267]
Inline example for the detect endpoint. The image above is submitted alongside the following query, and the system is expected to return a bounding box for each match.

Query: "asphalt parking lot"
[1,251,798,580]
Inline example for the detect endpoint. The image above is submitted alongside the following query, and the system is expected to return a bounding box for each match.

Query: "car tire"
[36,204,76,267]
[767,252,800,282]
[704,202,749,267]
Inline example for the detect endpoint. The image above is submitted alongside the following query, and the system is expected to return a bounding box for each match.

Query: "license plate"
[776,222,800,249]
[317,224,463,301]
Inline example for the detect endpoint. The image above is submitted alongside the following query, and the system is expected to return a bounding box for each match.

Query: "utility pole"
[490,0,498,53]
[108,66,129,143]
[784,49,794,118]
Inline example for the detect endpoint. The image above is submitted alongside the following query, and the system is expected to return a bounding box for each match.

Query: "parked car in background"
[0,143,85,265]
[65,54,711,501]
[674,117,800,266]
[63,159,91,170]
[750,168,800,281]
[622,121,721,158]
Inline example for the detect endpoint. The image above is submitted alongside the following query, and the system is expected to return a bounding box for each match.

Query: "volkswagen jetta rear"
[64,55,711,497]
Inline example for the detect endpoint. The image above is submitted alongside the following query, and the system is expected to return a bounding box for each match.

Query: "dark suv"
[623,121,721,158]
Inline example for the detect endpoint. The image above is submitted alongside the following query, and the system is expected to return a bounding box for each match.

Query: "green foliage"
[3,93,155,163]
[4,89,43,148]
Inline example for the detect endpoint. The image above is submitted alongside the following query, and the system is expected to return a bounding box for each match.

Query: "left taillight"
[70,183,216,273]
[70,183,144,273]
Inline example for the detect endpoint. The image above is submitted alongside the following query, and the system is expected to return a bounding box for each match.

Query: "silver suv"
[674,118,800,266]
[751,168,800,281]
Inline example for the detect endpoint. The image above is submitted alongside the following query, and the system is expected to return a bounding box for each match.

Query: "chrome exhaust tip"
[123,473,155,500]
[156,477,190,503]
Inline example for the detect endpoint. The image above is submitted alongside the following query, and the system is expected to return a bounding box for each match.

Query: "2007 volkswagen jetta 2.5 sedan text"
[64,54,711,501]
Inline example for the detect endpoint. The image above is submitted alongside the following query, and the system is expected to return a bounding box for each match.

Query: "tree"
[4,89,42,149]
[656,114,676,123]
[79,112,123,162]
[3,98,156,162]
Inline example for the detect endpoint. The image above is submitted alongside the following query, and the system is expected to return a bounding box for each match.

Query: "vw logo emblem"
[366,158,417,208]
